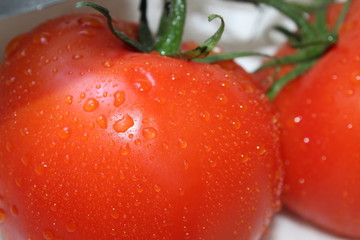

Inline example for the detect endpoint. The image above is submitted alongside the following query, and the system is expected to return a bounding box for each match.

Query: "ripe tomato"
[0,12,282,240]
[256,1,360,238]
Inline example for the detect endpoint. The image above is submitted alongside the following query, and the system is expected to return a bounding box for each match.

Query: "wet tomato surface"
[0,13,282,240]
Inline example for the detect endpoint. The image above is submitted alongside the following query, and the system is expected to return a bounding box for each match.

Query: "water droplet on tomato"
[78,16,102,27]
[33,32,51,45]
[64,95,73,105]
[142,127,157,140]
[72,54,83,60]
[83,98,99,112]
[114,90,125,107]
[102,61,114,68]
[43,229,54,240]
[5,34,26,57]
[80,92,86,99]
[113,114,134,133]
[240,154,250,163]
[134,139,142,146]
[78,29,96,37]
[65,220,77,233]
[178,138,188,149]
[58,126,71,139]
[35,163,47,175]
[6,141,13,152]
[133,79,152,92]
[96,115,108,129]
[207,158,217,168]
[119,143,131,156]
[10,205,18,216]
[231,118,241,130]
[256,144,266,156]
[15,178,23,187]
[0,208,6,223]
[217,93,228,104]
[21,155,30,166]
[200,111,210,121]
[110,209,119,219]
[136,184,144,193]
[154,184,161,193]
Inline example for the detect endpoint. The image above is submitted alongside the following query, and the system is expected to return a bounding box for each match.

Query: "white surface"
[0,0,352,239]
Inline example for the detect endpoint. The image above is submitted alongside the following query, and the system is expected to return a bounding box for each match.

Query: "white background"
[0,0,351,239]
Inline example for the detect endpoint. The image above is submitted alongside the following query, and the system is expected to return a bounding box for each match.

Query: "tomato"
[255,1,360,238]
[0,11,282,240]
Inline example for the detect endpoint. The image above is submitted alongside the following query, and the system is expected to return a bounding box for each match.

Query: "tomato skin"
[0,13,282,240]
[256,1,360,238]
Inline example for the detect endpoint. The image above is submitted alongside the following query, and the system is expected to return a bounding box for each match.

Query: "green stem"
[154,0,187,55]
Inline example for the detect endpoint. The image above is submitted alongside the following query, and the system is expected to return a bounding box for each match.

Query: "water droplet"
[83,98,99,112]
[58,126,71,139]
[119,143,131,156]
[65,220,77,233]
[154,184,161,193]
[43,229,54,240]
[136,184,144,193]
[134,139,142,146]
[207,158,217,168]
[142,127,157,140]
[200,111,210,121]
[33,32,51,45]
[102,61,114,68]
[110,209,119,219]
[178,138,187,149]
[114,90,125,107]
[294,116,302,123]
[65,95,73,105]
[217,93,228,104]
[72,54,83,60]
[78,29,96,37]
[133,79,152,92]
[5,34,26,57]
[78,17,102,28]
[256,144,266,156]
[96,115,108,129]
[113,114,134,133]
[231,118,241,130]
[10,205,18,216]
[35,163,47,175]
[80,92,86,99]
[21,155,30,166]
[303,137,310,143]
[6,141,13,152]
[0,208,6,223]
[240,154,250,163]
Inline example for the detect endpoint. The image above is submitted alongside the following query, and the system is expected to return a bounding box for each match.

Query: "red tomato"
[256,1,360,238]
[0,12,282,240]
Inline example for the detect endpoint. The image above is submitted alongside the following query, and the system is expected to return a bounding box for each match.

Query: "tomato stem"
[76,0,229,60]
[228,0,351,100]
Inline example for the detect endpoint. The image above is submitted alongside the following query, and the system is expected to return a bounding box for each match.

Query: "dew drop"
[64,95,73,105]
[72,54,83,60]
[33,32,51,45]
[114,90,125,107]
[217,93,228,104]
[78,29,96,37]
[133,79,152,92]
[119,143,131,156]
[154,184,161,193]
[43,229,54,240]
[142,127,157,140]
[256,144,267,156]
[10,205,18,216]
[207,158,217,168]
[21,155,30,166]
[113,114,134,133]
[58,126,71,139]
[231,118,241,130]
[78,17,102,28]
[200,111,210,121]
[134,139,142,146]
[110,209,119,219]
[0,208,5,223]
[240,154,250,163]
[65,220,77,233]
[5,34,26,57]
[35,163,47,175]
[178,138,187,149]
[96,115,108,129]
[83,98,99,112]
[102,61,114,68]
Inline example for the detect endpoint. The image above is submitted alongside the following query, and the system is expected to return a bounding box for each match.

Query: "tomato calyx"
[230,0,351,100]
[76,0,227,60]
